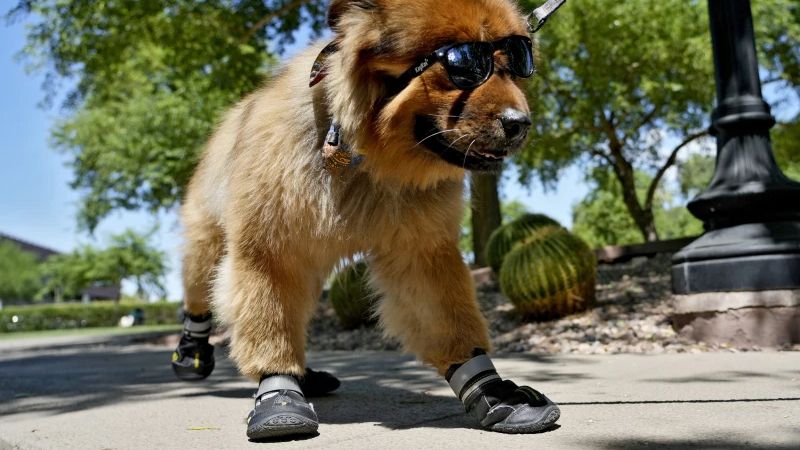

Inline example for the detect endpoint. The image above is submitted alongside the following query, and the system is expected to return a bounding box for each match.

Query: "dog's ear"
[327,0,377,28]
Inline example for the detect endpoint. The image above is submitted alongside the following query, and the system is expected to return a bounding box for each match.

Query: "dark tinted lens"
[443,42,493,89]
[506,37,534,77]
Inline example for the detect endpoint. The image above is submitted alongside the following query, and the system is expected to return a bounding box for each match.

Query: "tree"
[8,0,328,231]
[752,0,800,89]
[470,173,502,267]
[103,229,168,300]
[572,169,702,248]
[518,0,715,242]
[39,246,105,302]
[0,242,43,302]
[38,229,168,302]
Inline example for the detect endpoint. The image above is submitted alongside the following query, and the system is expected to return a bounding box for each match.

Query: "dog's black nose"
[499,109,532,141]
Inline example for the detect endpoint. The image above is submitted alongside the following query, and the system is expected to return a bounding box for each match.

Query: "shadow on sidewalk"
[0,344,572,432]
[593,431,800,450]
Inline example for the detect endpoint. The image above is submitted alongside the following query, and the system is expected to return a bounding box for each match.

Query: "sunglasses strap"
[527,0,568,33]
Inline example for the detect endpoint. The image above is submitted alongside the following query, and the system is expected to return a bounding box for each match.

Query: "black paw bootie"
[446,349,560,433]
[171,311,215,381]
[247,374,319,439]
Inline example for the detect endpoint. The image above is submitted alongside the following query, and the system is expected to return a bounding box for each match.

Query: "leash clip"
[527,0,568,33]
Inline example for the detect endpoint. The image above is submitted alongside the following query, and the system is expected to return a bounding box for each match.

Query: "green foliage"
[9,0,329,230]
[655,205,704,240]
[39,246,106,300]
[0,242,43,302]
[0,301,181,333]
[518,0,713,183]
[571,179,642,248]
[498,226,596,321]
[39,229,167,300]
[103,229,168,299]
[677,152,715,198]
[516,0,799,242]
[329,262,377,330]
[752,0,800,88]
[773,118,800,181]
[572,169,703,247]
[484,213,562,274]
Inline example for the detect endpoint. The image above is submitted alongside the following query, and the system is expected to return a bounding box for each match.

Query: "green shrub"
[329,262,377,330]
[485,213,562,273]
[0,301,181,333]
[499,226,596,321]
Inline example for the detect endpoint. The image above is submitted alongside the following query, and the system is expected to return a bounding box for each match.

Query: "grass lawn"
[0,323,182,341]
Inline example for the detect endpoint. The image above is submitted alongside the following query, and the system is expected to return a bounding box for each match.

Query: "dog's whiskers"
[413,128,459,148]
[448,134,470,147]
[463,139,477,168]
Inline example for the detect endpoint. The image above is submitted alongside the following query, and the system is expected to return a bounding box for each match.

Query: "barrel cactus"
[329,262,377,330]
[485,213,562,273]
[499,226,596,321]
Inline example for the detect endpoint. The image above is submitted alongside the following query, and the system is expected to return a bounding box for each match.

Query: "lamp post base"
[672,222,800,294]
[672,290,800,347]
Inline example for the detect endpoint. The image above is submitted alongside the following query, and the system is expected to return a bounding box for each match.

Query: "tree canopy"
[518,0,715,242]
[38,229,168,301]
[572,169,702,248]
[8,0,800,244]
[0,242,43,301]
[8,0,328,231]
[519,0,799,244]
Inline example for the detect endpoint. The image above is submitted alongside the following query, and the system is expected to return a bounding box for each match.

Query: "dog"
[170,0,561,439]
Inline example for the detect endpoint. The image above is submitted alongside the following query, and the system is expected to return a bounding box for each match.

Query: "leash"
[527,0,568,33]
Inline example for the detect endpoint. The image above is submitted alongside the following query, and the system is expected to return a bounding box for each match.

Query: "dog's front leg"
[369,241,490,373]
[370,241,560,434]
[215,245,324,439]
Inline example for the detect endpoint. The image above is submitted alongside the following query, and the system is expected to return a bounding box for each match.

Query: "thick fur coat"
[181,0,531,380]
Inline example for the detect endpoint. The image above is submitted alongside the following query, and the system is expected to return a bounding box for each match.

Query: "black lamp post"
[672,0,800,296]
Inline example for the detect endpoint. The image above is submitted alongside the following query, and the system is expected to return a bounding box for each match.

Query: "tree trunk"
[136,277,145,300]
[619,183,659,242]
[470,172,502,267]
[609,148,660,242]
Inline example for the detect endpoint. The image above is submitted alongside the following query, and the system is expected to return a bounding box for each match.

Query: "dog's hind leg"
[370,241,560,434]
[181,204,225,317]
[171,199,224,381]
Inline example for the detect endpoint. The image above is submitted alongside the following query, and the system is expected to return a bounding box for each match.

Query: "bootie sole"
[246,412,319,439]
[171,358,214,381]
[488,404,561,434]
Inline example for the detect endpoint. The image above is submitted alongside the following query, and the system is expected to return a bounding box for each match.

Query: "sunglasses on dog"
[395,35,535,91]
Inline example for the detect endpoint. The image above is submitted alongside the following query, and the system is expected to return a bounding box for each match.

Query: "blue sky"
[0,17,632,301]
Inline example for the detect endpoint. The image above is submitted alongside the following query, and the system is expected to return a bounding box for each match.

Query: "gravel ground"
[306,254,800,354]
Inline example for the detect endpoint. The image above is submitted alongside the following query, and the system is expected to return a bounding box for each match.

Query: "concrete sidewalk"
[0,334,798,449]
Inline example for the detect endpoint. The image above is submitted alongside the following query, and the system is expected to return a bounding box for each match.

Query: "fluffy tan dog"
[173,0,561,439]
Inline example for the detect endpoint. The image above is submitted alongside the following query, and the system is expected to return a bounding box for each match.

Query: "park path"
[0,333,799,449]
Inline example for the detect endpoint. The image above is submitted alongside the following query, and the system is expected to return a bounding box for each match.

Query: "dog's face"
[329,0,533,183]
